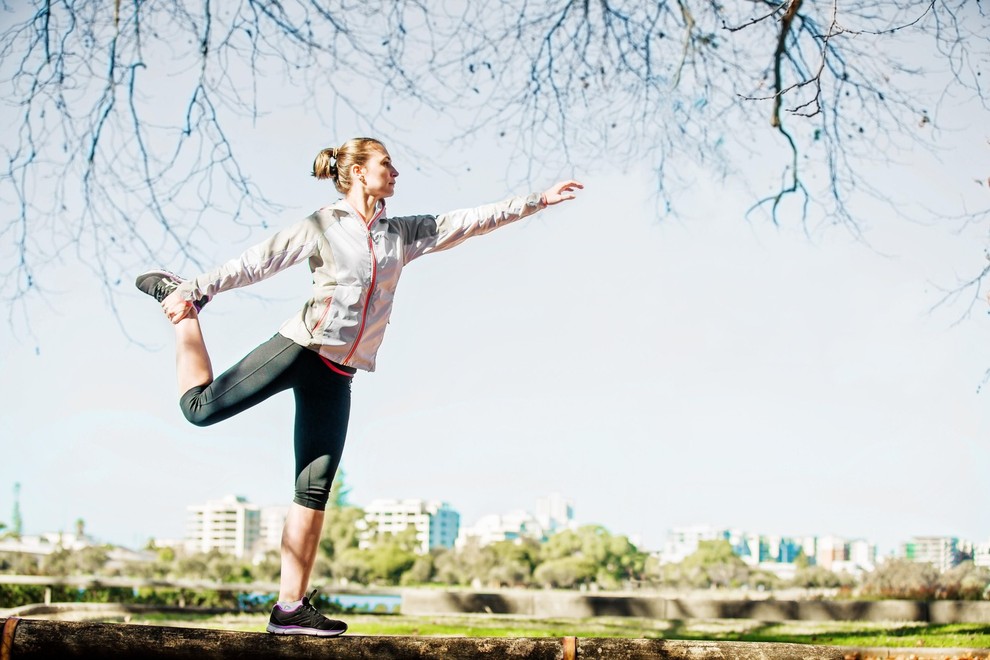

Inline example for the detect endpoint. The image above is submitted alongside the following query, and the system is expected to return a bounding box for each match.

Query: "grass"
[101,611,990,650]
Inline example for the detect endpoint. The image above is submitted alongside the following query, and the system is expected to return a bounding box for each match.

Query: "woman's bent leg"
[173,312,214,394]
[180,334,302,426]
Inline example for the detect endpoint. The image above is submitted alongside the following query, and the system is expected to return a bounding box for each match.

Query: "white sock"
[277,598,302,611]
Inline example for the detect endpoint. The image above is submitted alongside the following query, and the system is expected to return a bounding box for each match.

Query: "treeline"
[2,508,989,611]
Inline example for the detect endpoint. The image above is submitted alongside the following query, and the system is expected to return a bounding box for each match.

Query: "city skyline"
[2,483,986,562]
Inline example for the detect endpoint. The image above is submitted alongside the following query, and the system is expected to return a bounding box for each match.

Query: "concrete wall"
[400,589,990,623]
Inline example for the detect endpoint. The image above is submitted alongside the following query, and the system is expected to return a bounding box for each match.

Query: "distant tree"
[1,1,987,332]
[330,547,372,585]
[155,545,176,563]
[936,561,990,601]
[537,528,598,588]
[432,541,499,587]
[677,539,750,589]
[40,548,72,577]
[364,527,418,585]
[399,552,434,586]
[486,539,540,587]
[73,545,110,575]
[534,525,648,589]
[748,568,783,592]
[319,505,365,560]
[252,549,282,584]
[860,558,940,600]
[792,564,847,589]
[533,555,593,589]
[0,551,41,575]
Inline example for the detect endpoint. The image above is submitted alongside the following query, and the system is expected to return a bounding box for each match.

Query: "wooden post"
[0,617,852,659]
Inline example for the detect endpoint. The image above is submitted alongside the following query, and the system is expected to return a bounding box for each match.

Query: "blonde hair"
[312,137,386,193]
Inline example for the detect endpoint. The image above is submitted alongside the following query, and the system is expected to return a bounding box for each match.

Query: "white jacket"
[175,192,546,371]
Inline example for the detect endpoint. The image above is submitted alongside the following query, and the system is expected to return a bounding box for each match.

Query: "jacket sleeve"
[400,192,545,264]
[175,215,324,303]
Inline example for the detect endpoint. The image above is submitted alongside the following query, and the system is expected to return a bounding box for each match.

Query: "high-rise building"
[974,540,990,568]
[455,510,544,548]
[361,499,459,554]
[901,536,960,572]
[815,535,849,570]
[185,494,261,558]
[535,493,575,534]
[660,525,729,564]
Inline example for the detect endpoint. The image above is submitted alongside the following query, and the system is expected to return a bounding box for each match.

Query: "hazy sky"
[1,10,988,557]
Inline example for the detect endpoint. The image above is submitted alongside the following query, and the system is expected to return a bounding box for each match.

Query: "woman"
[135,136,582,636]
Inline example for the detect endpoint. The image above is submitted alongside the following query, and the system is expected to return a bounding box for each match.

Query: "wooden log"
[0,617,850,659]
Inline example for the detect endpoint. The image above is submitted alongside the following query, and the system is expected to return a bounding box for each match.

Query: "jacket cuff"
[525,192,546,210]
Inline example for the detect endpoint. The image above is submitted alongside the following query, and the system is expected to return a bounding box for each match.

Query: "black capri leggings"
[179,333,352,511]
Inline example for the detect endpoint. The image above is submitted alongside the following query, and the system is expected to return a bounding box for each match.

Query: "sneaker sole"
[266,623,346,637]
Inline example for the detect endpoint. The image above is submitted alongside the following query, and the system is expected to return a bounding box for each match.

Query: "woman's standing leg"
[280,352,351,600]
[267,352,351,637]
[278,504,325,602]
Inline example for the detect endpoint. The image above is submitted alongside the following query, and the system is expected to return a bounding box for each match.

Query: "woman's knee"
[294,454,335,510]
[179,386,217,427]
[293,492,329,510]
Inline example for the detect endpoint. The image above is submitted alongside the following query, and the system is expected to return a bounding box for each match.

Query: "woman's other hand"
[162,290,195,324]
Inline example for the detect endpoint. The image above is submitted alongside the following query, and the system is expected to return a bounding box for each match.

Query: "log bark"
[0,616,850,659]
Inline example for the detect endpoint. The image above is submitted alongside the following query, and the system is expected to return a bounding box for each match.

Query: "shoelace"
[152,279,177,303]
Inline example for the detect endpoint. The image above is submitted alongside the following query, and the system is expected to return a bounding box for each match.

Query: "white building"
[535,493,575,534]
[974,540,990,568]
[184,494,260,558]
[259,505,288,552]
[901,536,959,572]
[814,535,848,570]
[660,524,727,564]
[0,532,93,557]
[361,498,459,554]
[455,510,544,548]
[847,538,876,572]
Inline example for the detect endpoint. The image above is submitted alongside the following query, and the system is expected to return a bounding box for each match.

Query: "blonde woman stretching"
[136,137,583,636]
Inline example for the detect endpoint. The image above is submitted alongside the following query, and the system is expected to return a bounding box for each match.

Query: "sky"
[1,9,989,558]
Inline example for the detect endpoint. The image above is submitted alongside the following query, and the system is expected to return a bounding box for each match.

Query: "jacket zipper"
[343,206,384,363]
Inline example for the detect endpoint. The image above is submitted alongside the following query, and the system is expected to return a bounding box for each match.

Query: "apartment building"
[361,498,459,554]
[535,493,575,534]
[184,495,260,559]
[901,535,960,572]
[455,510,544,548]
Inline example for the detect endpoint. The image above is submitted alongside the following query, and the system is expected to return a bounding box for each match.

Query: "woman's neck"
[345,190,379,224]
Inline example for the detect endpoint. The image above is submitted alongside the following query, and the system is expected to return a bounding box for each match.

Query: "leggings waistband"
[320,356,357,377]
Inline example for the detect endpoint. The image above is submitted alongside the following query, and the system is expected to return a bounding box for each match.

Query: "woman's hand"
[541,180,584,206]
[162,290,195,324]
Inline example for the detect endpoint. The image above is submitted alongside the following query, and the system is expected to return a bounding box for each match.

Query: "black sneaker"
[266,589,347,637]
[134,269,208,311]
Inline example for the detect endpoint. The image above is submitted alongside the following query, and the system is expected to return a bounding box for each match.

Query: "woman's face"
[359,148,399,199]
